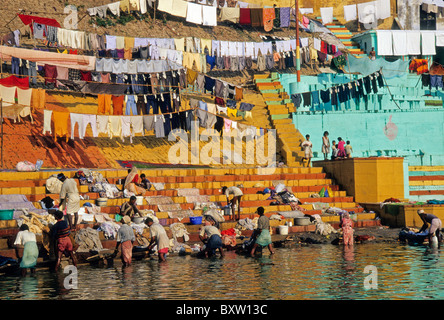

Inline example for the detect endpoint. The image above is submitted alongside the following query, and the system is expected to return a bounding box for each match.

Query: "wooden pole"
[153,0,157,23]
[295,0,301,82]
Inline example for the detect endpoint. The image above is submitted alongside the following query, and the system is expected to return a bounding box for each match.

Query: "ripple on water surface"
[1,243,443,300]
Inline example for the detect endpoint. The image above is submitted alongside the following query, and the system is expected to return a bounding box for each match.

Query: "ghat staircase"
[253,73,308,166]
[317,17,366,57]
[408,165,444,202]
[0,166,380,260]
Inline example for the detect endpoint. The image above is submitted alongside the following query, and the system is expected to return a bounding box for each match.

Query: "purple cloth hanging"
[280,7,291,28]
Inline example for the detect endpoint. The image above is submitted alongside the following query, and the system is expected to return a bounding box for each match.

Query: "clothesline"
[291,69,386,110]
[0,72,186,99]
[7,16,341,63]
[43,106,198,117]
[292,70,383,96]
[43,103,262,142]
[0,74,245,118]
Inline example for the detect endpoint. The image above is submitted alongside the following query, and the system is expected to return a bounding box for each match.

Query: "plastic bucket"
[278,225,289,235]
[190,216,203,225]
[223,206,231,216]
[136,196,144,206]
[0,209,13,220]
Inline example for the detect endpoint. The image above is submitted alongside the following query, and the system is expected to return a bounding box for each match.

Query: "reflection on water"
[1,243,443,300]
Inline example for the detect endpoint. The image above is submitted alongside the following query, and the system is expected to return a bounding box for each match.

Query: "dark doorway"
[420,7,437,30]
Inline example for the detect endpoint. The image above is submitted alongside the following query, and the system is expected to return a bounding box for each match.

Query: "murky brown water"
[1,243,443,300]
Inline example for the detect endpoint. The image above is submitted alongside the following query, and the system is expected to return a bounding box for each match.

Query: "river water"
[1,243,443,300]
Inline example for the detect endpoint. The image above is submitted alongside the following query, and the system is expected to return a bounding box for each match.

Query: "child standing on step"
[301,134,313,167]
[345,140,353,158]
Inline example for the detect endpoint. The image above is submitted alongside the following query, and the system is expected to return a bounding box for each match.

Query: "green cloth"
[255,229,272,247]
[20,241,38,269]
[236,110,246,119]
[332,54,346,70]
[273,8,280,28]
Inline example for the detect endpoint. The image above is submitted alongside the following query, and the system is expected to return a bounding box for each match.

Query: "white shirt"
[200,225,221,238]
[225,186,243,197]
[150,223,170,250]
[14,230,37,246]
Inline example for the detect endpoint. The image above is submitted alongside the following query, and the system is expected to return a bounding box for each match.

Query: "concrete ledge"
[313,157,405,203]
[360,202,444,228]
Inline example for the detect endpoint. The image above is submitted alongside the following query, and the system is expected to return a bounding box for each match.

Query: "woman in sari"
[14,224,39,276]
[124,166,146,196]
[340,212,354,246]
[114,215,135,267]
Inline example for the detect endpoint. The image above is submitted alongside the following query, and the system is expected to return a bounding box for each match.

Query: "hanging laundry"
[227,108,237,118]
[172,0,188,18]
[291,93,302,109]
[363,76,372,95]
[44,65,57,85]
[330,88,338,107]
[202,6,217,26]
[112,95,125,115]
[143,115,154,133]
[302,92,311,106]
[311,91,320,105]
[43,109,52,134]
[263,8,275,32]
[343,4,357,22]
[131,116,144,136]
[121,116,133,142]
[376,30,392,56]
[235,87,243,101]
[53,111,70,142]
[392,31,407,56]
[224,118,232,133]
[239,8,251,25]
[98,94,113,114]
[320,89,330,103]
[125,95,138,116]
[280,7,291,28]
[250,8,263,27]
[31,88,46,110]
[371,75,378,93]
[216,105,227,115]
[97,115,110,135]
[186,69,199,86]
[214,116,224,134]
[186,2,203,25]
[154,114,166,138]
[422,31,436,55]
[220,7,240,23]
[320,7,333,25]
[17,87,33,121]
[407,31,421,55]
[108,115,122,139]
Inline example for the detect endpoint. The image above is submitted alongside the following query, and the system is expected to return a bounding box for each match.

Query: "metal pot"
[133,217,144,224]
[96,198,108,207]
[294,217,310,226]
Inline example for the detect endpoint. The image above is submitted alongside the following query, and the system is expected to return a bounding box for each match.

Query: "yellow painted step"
[409,166,444,172]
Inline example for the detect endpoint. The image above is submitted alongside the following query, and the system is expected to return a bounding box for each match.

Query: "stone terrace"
[0,166,381,261]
